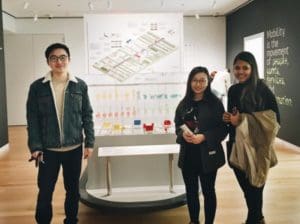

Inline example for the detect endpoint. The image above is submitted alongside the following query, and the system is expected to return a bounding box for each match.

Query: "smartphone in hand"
[232,106,237,115]
[180,124,193,135]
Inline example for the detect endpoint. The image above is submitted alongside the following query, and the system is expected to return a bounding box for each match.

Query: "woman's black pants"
[182,168,217,224]
[233,167,265,224]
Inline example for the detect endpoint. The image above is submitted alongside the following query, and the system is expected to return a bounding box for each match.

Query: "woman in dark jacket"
[174,66,227,224]
[223,51,280,224]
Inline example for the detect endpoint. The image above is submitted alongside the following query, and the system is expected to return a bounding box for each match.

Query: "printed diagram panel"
[93,32,177,82]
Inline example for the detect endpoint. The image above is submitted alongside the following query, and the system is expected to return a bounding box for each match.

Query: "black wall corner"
[226,0,300,146]
[0,0,9,148]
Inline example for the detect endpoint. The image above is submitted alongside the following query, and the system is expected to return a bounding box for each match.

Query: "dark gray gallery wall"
[0,0,9,148]
[227,0,300,146]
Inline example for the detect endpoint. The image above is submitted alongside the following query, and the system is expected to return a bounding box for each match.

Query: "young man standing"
[26,43,95,224]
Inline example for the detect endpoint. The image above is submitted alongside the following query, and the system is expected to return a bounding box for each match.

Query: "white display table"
[79,133,186,212]
[98,144,179,195]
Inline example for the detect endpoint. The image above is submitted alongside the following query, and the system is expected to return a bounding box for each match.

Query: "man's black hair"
[45,43,70,59]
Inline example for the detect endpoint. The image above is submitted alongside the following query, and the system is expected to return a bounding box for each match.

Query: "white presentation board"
[83,13,185,131]
[84,13,183,84]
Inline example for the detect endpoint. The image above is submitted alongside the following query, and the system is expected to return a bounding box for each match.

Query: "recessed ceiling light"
[88,2,94,11]
[107,0,112,10]
[33,14,38,22]
[23,1,29,10]
[212,0,217,9]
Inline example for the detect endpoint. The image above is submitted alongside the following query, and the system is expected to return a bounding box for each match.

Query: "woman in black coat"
[223,51,280,224]
[174,66,227,224]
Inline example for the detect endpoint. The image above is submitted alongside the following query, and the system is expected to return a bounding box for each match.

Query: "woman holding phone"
[174,66,227,224]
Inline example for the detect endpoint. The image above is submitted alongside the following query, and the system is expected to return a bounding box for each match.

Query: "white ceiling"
[2,0,251,18]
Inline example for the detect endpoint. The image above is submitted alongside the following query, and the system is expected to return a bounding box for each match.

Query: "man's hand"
[31,151,42,159]
[84,148,93,159]
[29,151,44,167]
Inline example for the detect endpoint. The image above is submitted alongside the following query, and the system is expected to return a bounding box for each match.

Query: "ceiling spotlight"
[88,2,94,11]
[23,1,29,10]
[107,0,112,10]
[33,14,38,22]
[195,14,200,20]
[212,0,217,9]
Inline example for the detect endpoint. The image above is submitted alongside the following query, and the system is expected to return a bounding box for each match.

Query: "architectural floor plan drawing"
[93,32,177,82]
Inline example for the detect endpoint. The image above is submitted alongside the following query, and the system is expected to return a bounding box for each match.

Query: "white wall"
[4,34,64,125]
[183,16,226,72]
[3,16,226,125]
[2,12,16,33]
[15,18,85,75]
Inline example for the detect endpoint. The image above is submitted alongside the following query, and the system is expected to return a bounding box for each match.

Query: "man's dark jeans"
[35,145,82,224]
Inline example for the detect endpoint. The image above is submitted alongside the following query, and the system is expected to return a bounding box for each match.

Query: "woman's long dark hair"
[233,51,262,112]
[181,66,214,108]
